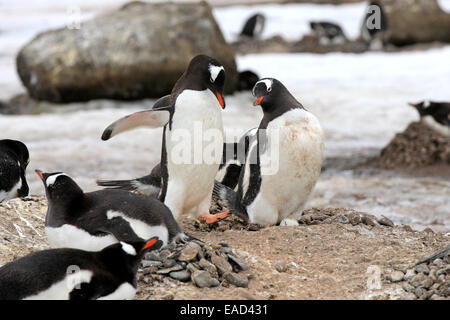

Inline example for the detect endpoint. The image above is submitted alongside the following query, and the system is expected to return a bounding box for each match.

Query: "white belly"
[247,109,324,225]
[166,89,224,211]
[0,181,20,202]
[46,224,117,252]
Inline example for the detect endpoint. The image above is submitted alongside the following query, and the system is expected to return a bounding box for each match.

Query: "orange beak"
[35,169,44,181]
[253,96,263,106]
[215,91,225,109]
[408,102,418,108]
[141,238,158,251]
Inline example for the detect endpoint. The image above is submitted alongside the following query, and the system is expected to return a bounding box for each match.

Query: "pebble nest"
[368,121,450,169]
[387,245,450,300]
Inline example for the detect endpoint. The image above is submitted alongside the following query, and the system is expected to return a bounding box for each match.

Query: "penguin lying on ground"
[240,13,266,39]
[36,170,188,251]
[101,54,229,225]
[213,78,324,226]
[309,21,347,45]
[0,139,29,202]
[408,101,450,137]
[0,237,162,300]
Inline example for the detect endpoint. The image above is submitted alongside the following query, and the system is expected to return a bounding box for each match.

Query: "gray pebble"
[163,259,177,268]
[404,269,416,280]
[198,258,218,278]
[178,247,199,262]
[156,264,184,275]
[141,260,162,268]
[274,261,288,273]
[410,273,428,287]
[414,287,426,298]
[169,270,191,282]
[192,270,220,288]
[414,264,429,275]
[377,216,394,227]
[337,215,349,224]
[144,251,162,262]
[223,272,249,288]
[389,271,404,282]
[432,258,444,268]
[228,255,248,271]
[211,253,233,275]
[402,283,415,292]
[361,216,376,227]
[221,246,232,254]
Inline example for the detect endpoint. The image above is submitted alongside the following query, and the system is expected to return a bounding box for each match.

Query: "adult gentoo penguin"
[213,78,324,226]
[0,139,29,202]
[0,237,162,300]
[101,54,229,224]
[240,13,266,39]
[309,21,347,45]
[408,100,450,137]
[36,170,187,251]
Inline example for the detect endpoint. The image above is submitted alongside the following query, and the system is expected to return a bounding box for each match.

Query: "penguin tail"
[96,178,161,196]
[213,180,249,222]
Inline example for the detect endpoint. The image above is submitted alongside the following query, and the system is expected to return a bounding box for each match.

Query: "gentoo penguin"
[240,13,266,39]
[36,170,187,251]
[361,0,388,50]
[0,237,162,300]
[236,70,260,92]
[408,101,450,137]
[213,78,324,226]
[0,139,29,202]
[101,54,229,224]
[309,21,347,45]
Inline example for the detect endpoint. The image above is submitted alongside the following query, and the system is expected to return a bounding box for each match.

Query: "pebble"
[144,251,161,262]
[192,270,220,288]
[178,247,199,262]
[211,253,233,275]
[432,258,444,268]
[402,283,414,292]
[389,271,404,282]
[404,269,416,280]
[155,265,184,275]
[410,273,427,287]
[228,255,248,271]
[163,259,177,268]
[161,293,174,300]
[274,261,288,273]
[414,287,426,298]
[198,258,218,278]
[414,264,429,275]
[169,270,191,282]
[223,272,249,288]
[142,260,162,268]
[337,215,349,224]
[361,216,376,227]
[348,213,361,225]
[377,216,394,227]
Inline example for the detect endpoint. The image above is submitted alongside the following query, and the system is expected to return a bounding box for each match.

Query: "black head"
[408,100,434,116]
[180,54,226,109]
[35,170,83,203]
[252,78,303,119]
[99,237,163,277]
[0,139,30,197]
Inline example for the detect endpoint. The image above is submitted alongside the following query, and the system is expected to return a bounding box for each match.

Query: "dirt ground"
[0,196,448,300]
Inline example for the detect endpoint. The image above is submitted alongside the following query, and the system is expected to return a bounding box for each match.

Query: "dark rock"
[17,1,238,102]
[377,216,394,227]
[198,258,218,279]
[155,265,184,275]
[163,259,177,268]
[192,270,220,288]
[211,253,233,275]
[228,255,248,271]
[169,270,191,282]
[361,215,376,227]
[223,272,249,288]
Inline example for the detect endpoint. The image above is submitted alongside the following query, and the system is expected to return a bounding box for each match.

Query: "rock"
[432,258,444,268]
[274,261,288,273]
[389,271,404,282]
[378,0,450,46]
[410,273,428,287]
[228,255,248,272]
[401,292,416,300]
[223,272,249,288]
[161,292,174,300]
[141,260,162,268]
[348,213,361,225]
[377,216,394,227]
[178,247,199,262]
[211,253,233,275]
[192,270,220,288]
[414,264,430,275]
[159,249,172,260]
[163,259,177,268]
[404,269,416,280]
[169,270,191,282]
[144,251,161,262]
[337,215,349,224]
[361,215,376,227]
[414,287,426,298]
[402,283,415,292]
[17,1,238,102]
[420,277,434,289]
[198,258,219,279]
[155,265,184,275]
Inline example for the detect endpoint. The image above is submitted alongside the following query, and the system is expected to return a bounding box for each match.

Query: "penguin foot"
[198,211,230,224]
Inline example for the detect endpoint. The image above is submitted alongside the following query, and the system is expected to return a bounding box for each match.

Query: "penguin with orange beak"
[101,54,229,224]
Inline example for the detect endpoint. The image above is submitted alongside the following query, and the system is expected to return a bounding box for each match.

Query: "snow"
[0,0,449,231]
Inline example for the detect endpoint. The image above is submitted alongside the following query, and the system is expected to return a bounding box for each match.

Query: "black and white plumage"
[240,13,266,38]
[213,78,324,226]
[408,101,450,137]
[309,21,347,45]
[0,139,29,202]
[101,54,227,222]
[236,70,260,92]
[0,237,162,300]
[36,170,186,251]
[360,0,388,49]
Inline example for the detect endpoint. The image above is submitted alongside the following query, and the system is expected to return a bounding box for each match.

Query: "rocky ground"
[0,196,448,300]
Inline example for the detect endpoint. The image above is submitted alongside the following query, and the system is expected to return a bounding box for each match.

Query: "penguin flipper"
[101,109,170,141]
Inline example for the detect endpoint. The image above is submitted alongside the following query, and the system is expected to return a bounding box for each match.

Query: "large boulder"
[16,1,238,102]
[376,0,450,45]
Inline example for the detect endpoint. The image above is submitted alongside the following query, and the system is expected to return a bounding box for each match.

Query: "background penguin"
[240,13,266,39]
[309,21,347,45]
[0,237,162,300]
[213,78,324,226]
[0,139,29,202]
[236,70,260,91]
[408,100,450,137]
[101,54,229,225]
[36,170,188,251]
[360,0,388,50]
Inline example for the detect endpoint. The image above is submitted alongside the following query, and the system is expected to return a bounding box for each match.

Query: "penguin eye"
[267,86,272,93]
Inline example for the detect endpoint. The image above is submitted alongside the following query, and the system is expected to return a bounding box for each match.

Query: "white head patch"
[208,64,224,83]
[423,100,431,108]
[120,242,137,256]
[253,79,273,96]
[46,173,67,187]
